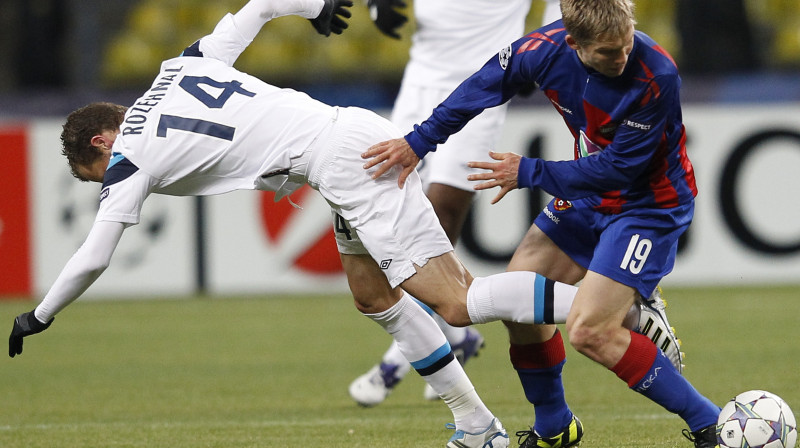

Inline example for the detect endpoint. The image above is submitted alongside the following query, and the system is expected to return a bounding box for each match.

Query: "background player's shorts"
[534,197,694,299]
[307,107,454,288]
[391,82,508,192]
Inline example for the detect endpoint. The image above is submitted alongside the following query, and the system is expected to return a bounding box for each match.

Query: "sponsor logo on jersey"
[380,259,392,270]
[499,45,512,70]
[517,28,565,54]
[553,198,572,211]
[549,98,573,116]
[99,187,110,202]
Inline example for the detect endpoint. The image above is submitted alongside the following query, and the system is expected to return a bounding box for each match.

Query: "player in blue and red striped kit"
[364,0,721,446]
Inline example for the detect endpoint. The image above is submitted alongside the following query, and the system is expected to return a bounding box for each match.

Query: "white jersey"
[116,56,334,197]
[403,0,531,88]
[35,2,453,322]
[114,14,334,198]
[96,13,339,226]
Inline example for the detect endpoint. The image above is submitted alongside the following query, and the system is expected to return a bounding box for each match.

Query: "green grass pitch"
[1,285,798,447]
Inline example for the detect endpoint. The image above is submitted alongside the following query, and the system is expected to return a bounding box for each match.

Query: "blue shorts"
[534,198,694,299]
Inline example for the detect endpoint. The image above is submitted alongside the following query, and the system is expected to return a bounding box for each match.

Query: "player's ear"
[565,34,580,51]
[90,135,109,151]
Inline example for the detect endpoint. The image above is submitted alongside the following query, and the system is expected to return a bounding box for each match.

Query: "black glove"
[9,310,53,358]
[368,0,407,39]
[309,0,354,36]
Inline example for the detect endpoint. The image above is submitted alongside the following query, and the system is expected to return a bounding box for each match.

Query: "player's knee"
[430,302,471,328]
[351,288,403,315]
[566,321,609,358]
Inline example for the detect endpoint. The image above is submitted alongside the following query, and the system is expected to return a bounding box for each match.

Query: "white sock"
[366,292,494,431]
[438,365,493,433]
[381,340,412,378]
[432,313,469,345]
[466,271,578,324]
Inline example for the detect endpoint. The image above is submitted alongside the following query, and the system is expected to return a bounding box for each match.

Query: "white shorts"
[391,82,509,192]
[306,107,454,288]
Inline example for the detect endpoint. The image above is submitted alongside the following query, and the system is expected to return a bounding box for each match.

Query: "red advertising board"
[0,126,32,297]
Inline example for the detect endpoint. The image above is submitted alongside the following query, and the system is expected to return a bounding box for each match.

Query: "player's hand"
[310,0,354,36]
[362,138,420,189]
[467,151,522,204]
[9,310,53,358]
[368,0,408,39]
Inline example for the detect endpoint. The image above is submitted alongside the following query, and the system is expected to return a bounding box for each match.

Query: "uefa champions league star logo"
[56,173,167,268]
[499,45,512,70]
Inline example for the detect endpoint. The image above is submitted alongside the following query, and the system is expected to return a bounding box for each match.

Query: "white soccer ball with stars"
[717,390,797,448]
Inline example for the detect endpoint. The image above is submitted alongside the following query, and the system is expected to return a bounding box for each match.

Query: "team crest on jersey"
[553,198,572,211]
[499,45,512,70]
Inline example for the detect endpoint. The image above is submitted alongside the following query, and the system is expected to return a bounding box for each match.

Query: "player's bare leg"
[341,253,508,445]
[566,272,638,367]
[567,271,719,442]
[398,251,475,326]
[348,184,485,405]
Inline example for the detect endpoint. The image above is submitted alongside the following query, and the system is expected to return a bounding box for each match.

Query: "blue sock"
[631,350,720,431]
[510,331,573,437]
[517,360,573,436]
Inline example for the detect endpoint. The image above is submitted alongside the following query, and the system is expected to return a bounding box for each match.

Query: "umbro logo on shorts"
[379,259,392,270]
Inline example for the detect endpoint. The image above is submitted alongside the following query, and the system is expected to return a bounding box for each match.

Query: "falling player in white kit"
[349,0,564,406]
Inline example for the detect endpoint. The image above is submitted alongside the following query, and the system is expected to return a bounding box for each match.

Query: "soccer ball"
[717,390,797,448]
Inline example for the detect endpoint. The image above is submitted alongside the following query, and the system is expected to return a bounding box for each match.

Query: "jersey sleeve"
[34,221,126,322]
[96,157,154,226]
[182,13,251,67]
[182,0,325,66]
[518,73,681,199]
[405,35,544,159]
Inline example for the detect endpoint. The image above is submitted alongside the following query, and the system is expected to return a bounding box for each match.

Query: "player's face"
[570,25,635,78]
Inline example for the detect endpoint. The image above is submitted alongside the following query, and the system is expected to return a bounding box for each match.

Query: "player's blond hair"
[561,0,636,45]
[61,102,127,181]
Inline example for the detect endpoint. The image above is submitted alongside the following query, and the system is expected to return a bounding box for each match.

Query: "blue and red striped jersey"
[405,20,697,213]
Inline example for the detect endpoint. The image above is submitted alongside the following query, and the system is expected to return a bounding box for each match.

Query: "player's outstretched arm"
[362,138,420,189]
[467,151,522,204]
[8,221,125,358]
[310,0,354,36]
[367,0,407,39]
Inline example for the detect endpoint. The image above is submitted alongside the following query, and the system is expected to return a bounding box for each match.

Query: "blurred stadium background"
[0,0,799,300]
[1,2,799,447]
[0,0,799,113]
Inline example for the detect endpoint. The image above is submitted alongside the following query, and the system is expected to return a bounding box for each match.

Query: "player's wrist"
[403,132,431,159]
[517,156,536,190]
